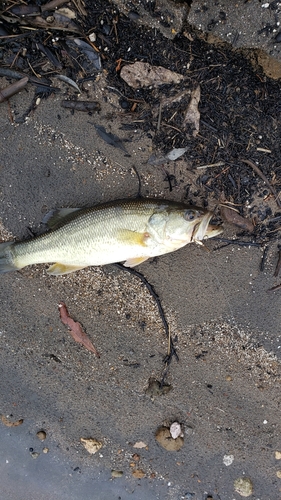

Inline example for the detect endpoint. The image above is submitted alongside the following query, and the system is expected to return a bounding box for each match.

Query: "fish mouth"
[191,212,222,243]
[204,224,223,239]
[191,212,213,242]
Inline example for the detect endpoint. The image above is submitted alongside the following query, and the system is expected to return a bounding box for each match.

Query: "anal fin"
[123,257,149,267]
[47,263,86,275]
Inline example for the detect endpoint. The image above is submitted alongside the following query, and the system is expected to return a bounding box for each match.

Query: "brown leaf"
[120,61,183,89]
[58,302,100,357]
[183,85,201,137]
[220,205,254,232]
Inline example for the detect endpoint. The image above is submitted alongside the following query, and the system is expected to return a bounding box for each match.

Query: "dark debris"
[0,0,281,244]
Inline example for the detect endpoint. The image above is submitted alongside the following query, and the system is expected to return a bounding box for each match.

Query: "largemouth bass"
[0,198,222,275]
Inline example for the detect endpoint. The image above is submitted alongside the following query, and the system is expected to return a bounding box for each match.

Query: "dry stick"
[260,245,269,272]
[274,248,281,277]
[114,263,179,365]
[197,161,224,169]
[131,165,142,198]
[0,76,28,103]
[241,158,281,209]
[157,102,162,131]
[267,283,281,292]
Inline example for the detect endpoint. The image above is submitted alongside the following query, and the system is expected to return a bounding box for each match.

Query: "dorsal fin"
[42,208,81,229]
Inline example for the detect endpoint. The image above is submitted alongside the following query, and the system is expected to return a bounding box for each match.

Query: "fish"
[0,198,222,275]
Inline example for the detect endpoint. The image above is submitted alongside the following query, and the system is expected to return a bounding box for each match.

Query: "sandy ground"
[0,79,281,500]
[1,1,281,495]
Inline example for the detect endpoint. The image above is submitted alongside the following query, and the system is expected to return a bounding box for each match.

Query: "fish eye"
[184,210,195,221]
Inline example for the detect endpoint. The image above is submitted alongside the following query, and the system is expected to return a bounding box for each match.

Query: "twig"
[131,165,141,197]
[162,123,182,133]
[113,263,178,364]
[274,248,281,277]
[256,148,271,153]
[200,119,218,132]
[27,58,41,79]
[157,102,162,131]
[0,76,28,103]
[241,158,281,209]
[196,161,224,169]
[260,245,269,272]
[167,325,171,357]
[267,283,281,292]
[161,166,173,192]
[212,237,261,248]
[107,86,144,103]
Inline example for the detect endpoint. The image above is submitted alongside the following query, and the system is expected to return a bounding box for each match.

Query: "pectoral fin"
[123,257,149,267]
[117,229,150,247]
[47,263,86,275]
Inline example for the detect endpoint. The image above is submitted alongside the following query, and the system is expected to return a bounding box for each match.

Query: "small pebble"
[111,470,123,478]
[276,470,281,478]
[275,451,281,460]
[30,452,40,459]
[234,477,253,497]
[42,447,49,454]
[36,430,46,441]
[170,422,183,439]
[225,375,232,381]
[89,32,96,42]
[223,454,234,466]
[80,437,102,455]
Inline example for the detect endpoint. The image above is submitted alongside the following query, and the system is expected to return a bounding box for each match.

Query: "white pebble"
[223,454,234,466]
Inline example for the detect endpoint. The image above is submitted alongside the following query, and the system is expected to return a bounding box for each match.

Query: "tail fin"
[0,241,18,273]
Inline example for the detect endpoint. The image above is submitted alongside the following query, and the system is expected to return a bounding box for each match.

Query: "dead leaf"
[183,85,201,137]
[133,441,148,449]
[165,147,187,161]
[58,302,100,357]
[1,414,24,427]
[220,205,254,232]
[80,437,102,454]
[120,61,183,89]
